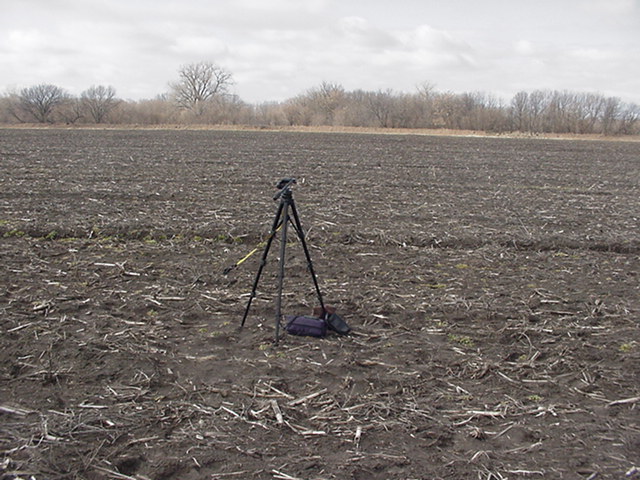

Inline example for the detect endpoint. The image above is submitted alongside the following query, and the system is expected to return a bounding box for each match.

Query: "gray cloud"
[1,0,638,103]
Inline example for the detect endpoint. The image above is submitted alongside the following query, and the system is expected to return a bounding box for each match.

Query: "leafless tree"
[617,102,640,135]
[416,82,436,127]
[459,92,506,132]
[59,97,84,124]
[81,85,119,123]
[170,61,233,115]
[282,95,313,126]
[305,81,346,125]
[432,92,465,129]
[116,95,178,124]
[508,90,550,133]
[17,84,68,123]
[393,92,428,128]
[510,91,529,132]
[366,89,395,127]
[544,91,572,133]
[549,91,605,134]
[526,90,549,133]
[601,96,621,135]
[578,93,606,133]
[252,101,288,126]
[0,94,17,123]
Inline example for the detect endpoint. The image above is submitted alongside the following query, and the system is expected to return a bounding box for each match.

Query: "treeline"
[1,77,638,136]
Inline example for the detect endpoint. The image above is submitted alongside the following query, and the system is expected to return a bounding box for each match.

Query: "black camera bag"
[285,315,327,338]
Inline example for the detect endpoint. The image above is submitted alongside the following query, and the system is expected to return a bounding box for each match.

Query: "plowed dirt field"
[1,128,639,480]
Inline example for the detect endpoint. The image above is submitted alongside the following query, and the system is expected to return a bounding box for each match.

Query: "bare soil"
[1,128,639,480]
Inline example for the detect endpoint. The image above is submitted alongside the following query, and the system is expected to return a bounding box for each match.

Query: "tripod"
[240,178,325,343]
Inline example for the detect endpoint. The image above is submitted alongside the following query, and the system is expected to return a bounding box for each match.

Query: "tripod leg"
[289,200,326,313]
[240,201,284,328]
[274,201,289,343]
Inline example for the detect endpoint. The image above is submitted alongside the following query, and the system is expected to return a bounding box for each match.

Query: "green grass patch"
[619,342,636,353]
[448,334,475,347]
[3,229,26,238]
[425,283,447,289]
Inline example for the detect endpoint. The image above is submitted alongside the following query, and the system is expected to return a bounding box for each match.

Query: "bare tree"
[578,93,605,134]
[432,92,465,129]
[601,96,621,135]
[544,91,573,133]
[81,85,119,123]
[416,82,436,127]
[59,97,84,124]
[116,95,178,124]
[527,90,549,133]
[305,81,346,125]
[510,91,529,132]
[282,95,313,126]
[617,102,640,135]
[170,61,233,115]
[366,89,395,127]
[391,92,425,128]
[0,93,19,123]
[460,92,506,132]
[17,84,68,123]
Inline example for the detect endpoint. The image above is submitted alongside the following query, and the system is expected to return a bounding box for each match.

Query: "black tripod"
[240,178,325,343]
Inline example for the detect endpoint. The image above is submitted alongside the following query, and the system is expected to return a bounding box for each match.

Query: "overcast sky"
[1,0,639,104]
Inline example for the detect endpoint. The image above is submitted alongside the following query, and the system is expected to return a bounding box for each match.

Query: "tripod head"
[273,177,296,201]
